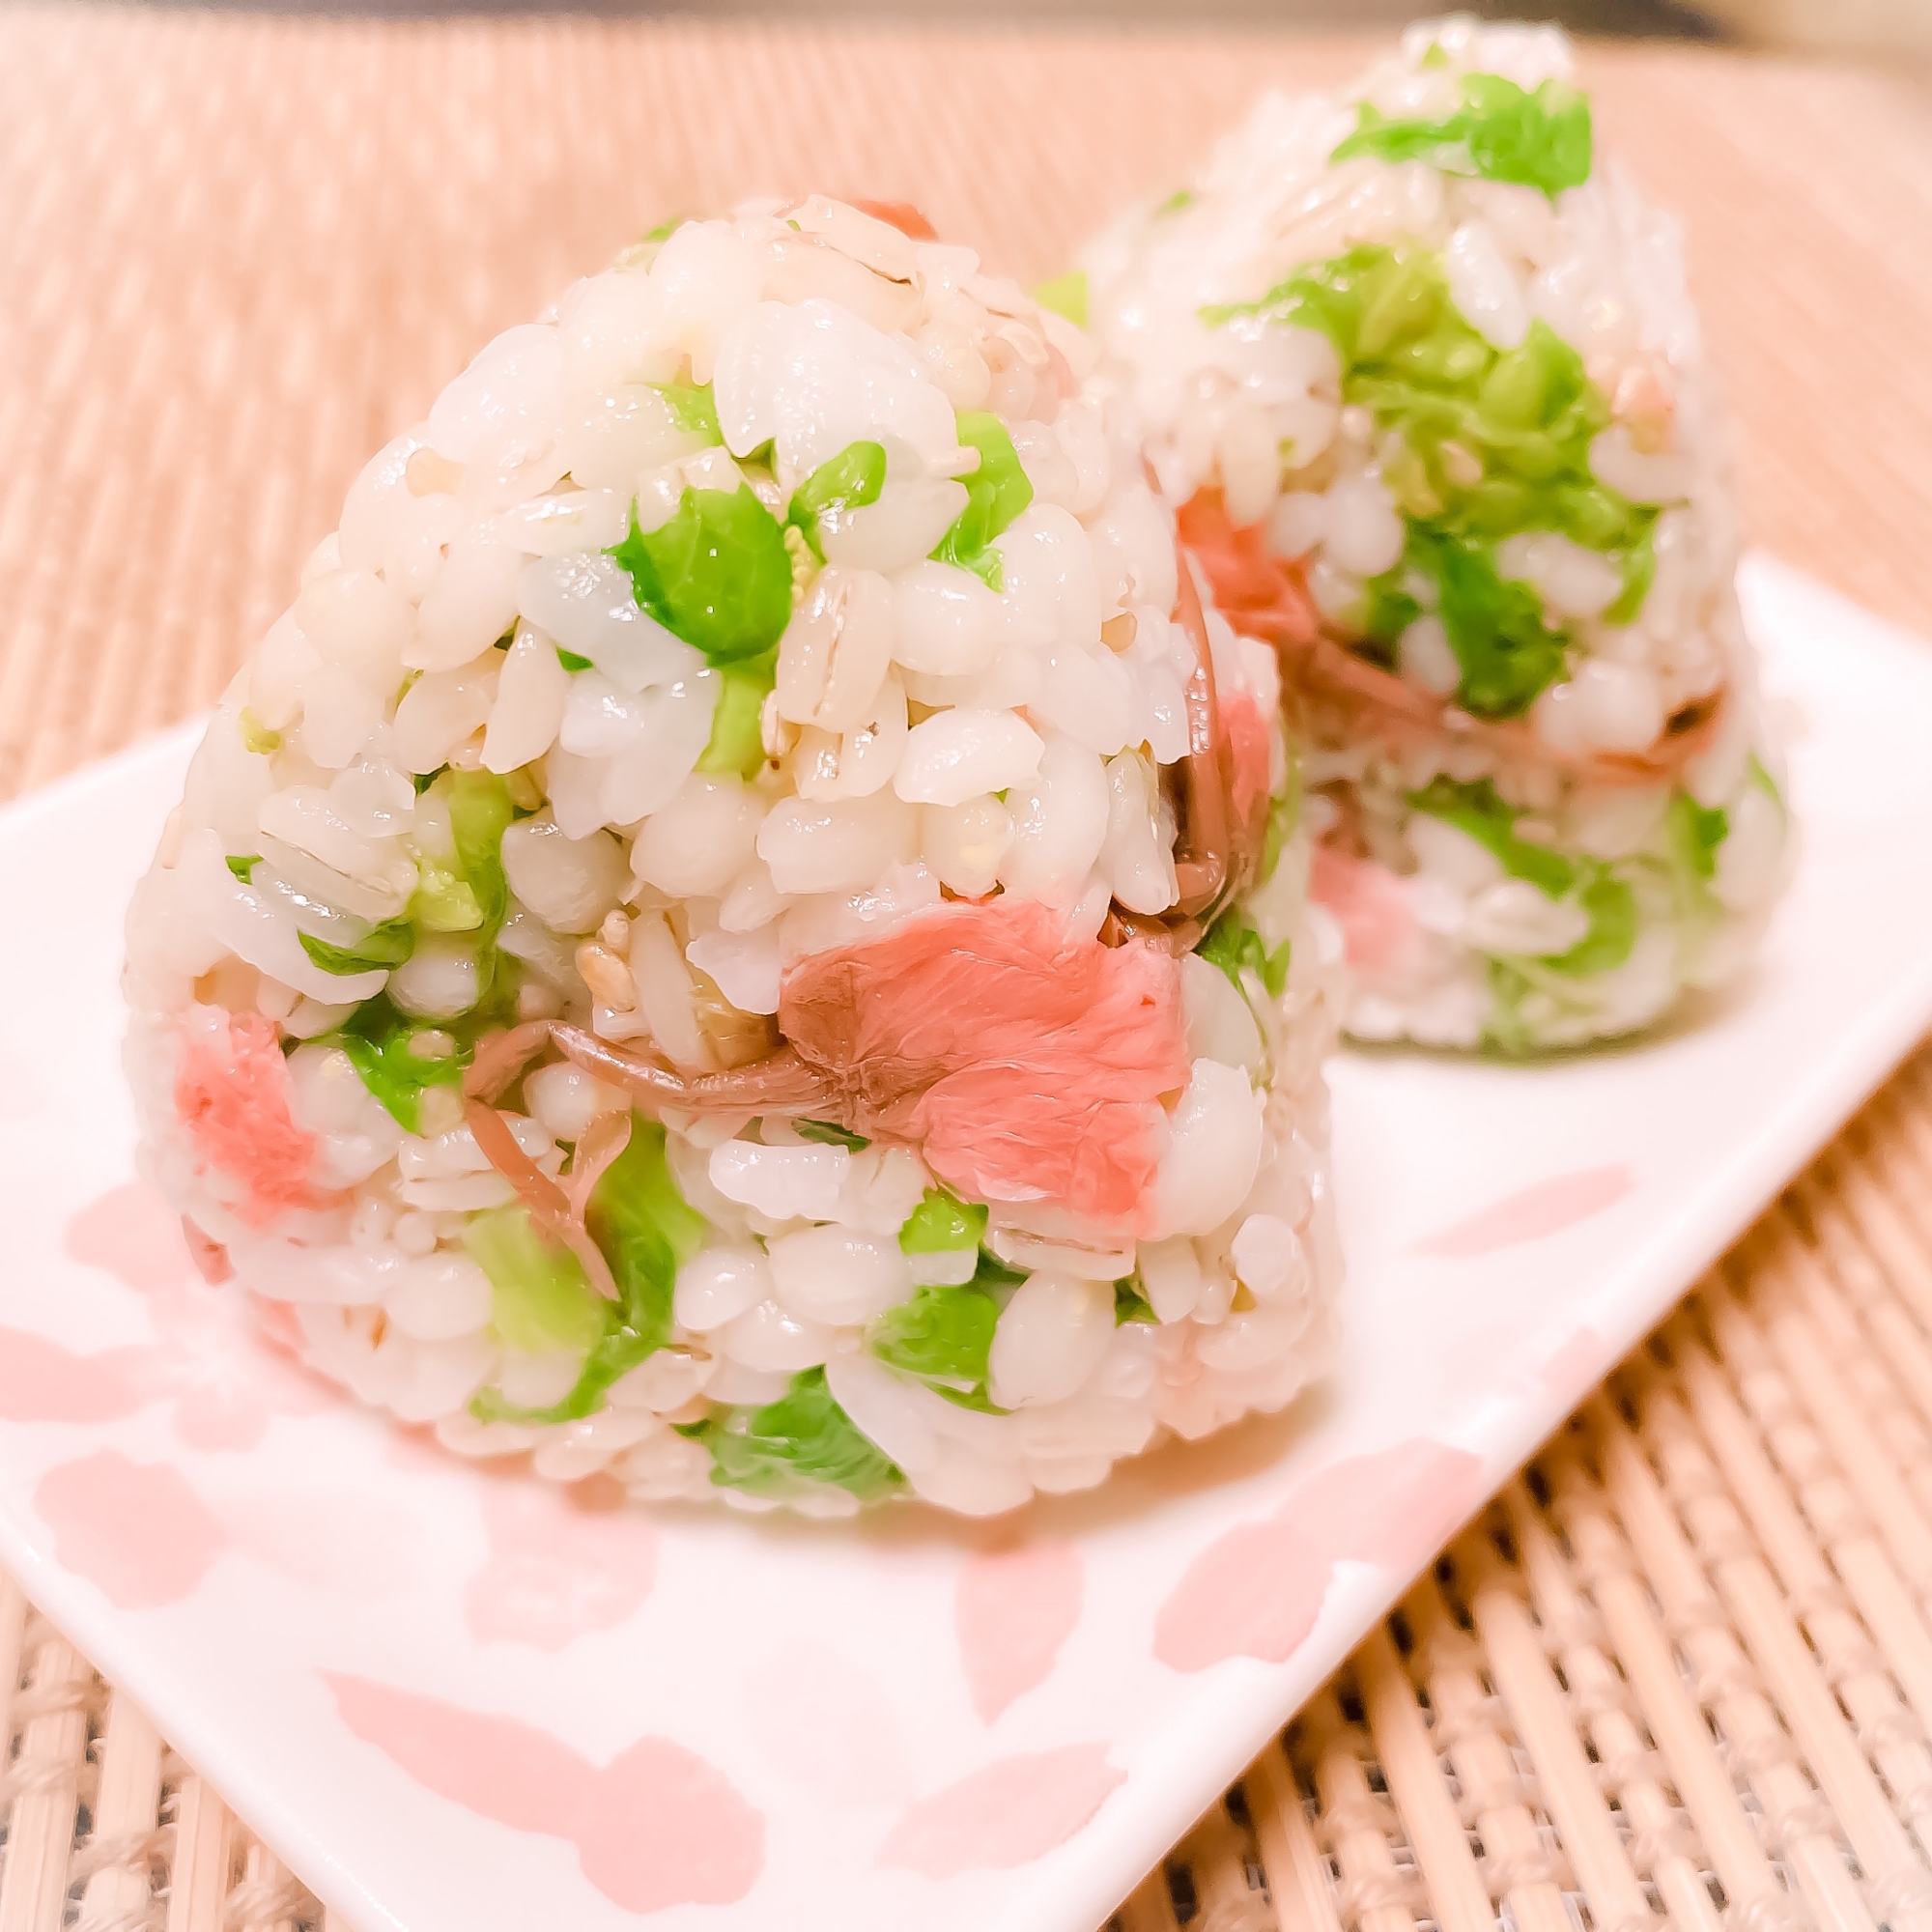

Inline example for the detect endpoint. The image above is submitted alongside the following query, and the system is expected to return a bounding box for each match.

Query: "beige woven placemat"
[3,10,1932,1930]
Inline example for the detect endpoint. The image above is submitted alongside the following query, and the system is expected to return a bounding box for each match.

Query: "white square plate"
[1,554,1927,1932]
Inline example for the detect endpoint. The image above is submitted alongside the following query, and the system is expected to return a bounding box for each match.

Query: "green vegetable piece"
[239,709,281,756]
[1156,187,1197,215]
[1410,777,1577,899]
[471,1119,708,1427]
[333,996,467,1131]
[1668,789,1729,883]
[870,1280,1001,1398]
[464,1207,608,1356]
[412,769,443,796]
[930,412,1034,592]
[785,440,887,561]
[328,980,519,1131]
[448,770,517,943]
[408,861,485,935]
[225,854,260,883]
[652,380,724,445]
[1331,73,1593,199]
[1747,753,1784,814]
[1034,270,1089,327]
[1484,957,1538,1054]
[1420,40,1449,67]
[699,1367,903,1501]
[1418,528,1570,720]
[794,1118,870,1150]
[898,1186,989,1255]
[641,216,682,244]
[596,1115,710,1275]
[1479,319,1585,430]
[610,489,794,666]
[1547,871,1637,978]
[556,647,594,673]
[1604,526,1657,627]
[1358,574,1422,658]
[1257,770,1302,887]
[696,652,776,779]
[298,918,417,978]
[1114,1279,1158,1324]
[972,1250,1029,1292]
[1198,909,1292,1002]
[1206,242,1644,719]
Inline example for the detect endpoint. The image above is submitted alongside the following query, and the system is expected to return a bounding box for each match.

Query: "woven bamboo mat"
[3,8,1932,1930]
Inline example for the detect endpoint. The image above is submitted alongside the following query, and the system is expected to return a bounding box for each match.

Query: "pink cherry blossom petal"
[955,1540,1083,1723]
[1416,1165,1634,1258]
[323,1673,765,1913]
[878,1744,1123,1877]
[36,1452,230,1607]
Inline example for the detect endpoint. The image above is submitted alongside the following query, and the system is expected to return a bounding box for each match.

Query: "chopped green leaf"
[464,1207,608,1356]
[1392,528,1570,720]
[334,1001,466,1130]
[930,412,1034,593]
[448,770,518,944]
[1257,772,1301,887]
[641,216,683,244]
[412,769,443,796]
[225,854,261,883]
[1485,956,1539,1054]
[1156,187,1197,215]
[1747,753,1783,815]
[1331,72,1593,198]
[470,1118,709,1427]
[696,1367,903,1501]
[1546,870,1637,977]
[556,647,594,673]
[1034,270,1089,327]
[610,489,794,666]
[696,651,776,779]
[1358,575,1422,657]
[1604,526,1656,627]
[1668,789,1729,883]
[1410,776,1577,898]
[1420,40,1449,68]
[785,440,887,562]
[1198,908,1292,1001]
[408,859,485,935]
[898,1186,989,1255]
[869,1279,1001,1399]
[589,1114,709,1297]
[972,1250,1030,1292]
[239,709,281,756]
[298,917,417,977]
[327,983,516,1131]
[1114,1278,1158,1324]
[794,1118,870,1150]
[652,380,724,446]
[1208,242,1655,718]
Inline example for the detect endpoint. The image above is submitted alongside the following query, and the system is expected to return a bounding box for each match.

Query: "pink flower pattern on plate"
[1153,1438,1486,1672]
[323,1672,767,1914]
[62,1181,339,1449]
[877,1743,1125,1878]
[32,1447,424,1606]
[462,1475,658,1651]
[954,1539,1084,1723]
[1414,1166,1635,1258]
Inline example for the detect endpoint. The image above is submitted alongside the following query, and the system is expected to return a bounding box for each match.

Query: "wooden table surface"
[2,12,1932,1932]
